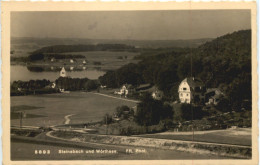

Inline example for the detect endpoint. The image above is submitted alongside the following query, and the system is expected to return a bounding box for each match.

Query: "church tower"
[60,67,66,77]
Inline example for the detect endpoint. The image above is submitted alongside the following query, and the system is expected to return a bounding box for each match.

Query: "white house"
[83,60,86,64]
[119,85,129,98]
[70,59,74,63]
[60,67,67,77]
[178,77,204,104]
[115,84,134,98]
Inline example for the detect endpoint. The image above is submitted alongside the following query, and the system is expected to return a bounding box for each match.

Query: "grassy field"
[136,128,251,146]
[11,92,137,127]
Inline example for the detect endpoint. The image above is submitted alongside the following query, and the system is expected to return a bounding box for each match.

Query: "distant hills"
[11,37,212,49]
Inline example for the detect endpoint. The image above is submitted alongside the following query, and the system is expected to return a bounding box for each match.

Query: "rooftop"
[182,77,204,88]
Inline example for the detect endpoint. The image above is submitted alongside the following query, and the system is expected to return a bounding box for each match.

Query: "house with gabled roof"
[178,77,205,104]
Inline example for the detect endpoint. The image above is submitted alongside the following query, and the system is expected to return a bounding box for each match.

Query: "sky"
[11,10,251,40]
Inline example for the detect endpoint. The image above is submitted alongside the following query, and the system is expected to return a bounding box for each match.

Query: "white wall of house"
[178,81,192,103]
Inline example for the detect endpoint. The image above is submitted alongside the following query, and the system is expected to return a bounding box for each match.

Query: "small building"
[70,59,74,63]
[207,95,221,105]
[100,85,107,89]
[205,88,224,105]
[60,67,67,77]
[51,58,55,62]
[152,90,163,100]
[115,84,135,98]
[178,77,205,104]
[83,60,86,64]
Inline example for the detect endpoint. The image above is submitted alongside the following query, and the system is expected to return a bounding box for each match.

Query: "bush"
[116,105,131,119]
[84,80,99,91]
[135,93,173,126]
[216,98,231,112]
[174,104,207,122]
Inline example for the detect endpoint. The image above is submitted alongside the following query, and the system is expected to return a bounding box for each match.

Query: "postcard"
[1,1,258,165]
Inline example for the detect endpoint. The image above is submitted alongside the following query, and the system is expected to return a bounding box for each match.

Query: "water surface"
[11,65,105,82]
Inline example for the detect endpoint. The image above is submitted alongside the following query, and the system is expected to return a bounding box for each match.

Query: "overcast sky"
[11,10,251,40]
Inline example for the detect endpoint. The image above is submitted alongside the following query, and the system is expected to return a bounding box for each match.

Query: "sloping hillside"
[99,29,252,111]
[197,30,251,61]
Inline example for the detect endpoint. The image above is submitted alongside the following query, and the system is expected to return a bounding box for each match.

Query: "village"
[30,65,250,133]
[8,9,253,160]
[10,63,252,160]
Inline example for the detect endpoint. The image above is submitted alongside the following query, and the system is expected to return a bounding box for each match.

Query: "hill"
[99,29,252,111]
[11,37,212,51]
[27,44,136,61]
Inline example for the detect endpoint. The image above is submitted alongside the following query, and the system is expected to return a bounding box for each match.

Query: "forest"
[99,30,252,112]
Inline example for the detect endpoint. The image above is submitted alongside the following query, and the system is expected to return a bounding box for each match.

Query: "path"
[91,92,140,103]
[64,114,75,124]
[150,128,251,135]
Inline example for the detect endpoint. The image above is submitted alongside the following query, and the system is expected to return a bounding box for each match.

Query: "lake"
[11,65,105,82]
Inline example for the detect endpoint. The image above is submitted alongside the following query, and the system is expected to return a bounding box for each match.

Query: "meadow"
[11,92,137,127]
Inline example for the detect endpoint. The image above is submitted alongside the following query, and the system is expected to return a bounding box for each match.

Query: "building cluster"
[114,84,135,98]
[50,58,87,65]
[178,77,224,105]
[50,67,69,93]
[113,77,224,106]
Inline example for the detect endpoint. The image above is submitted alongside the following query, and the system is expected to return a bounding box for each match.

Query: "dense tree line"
[11,77,100,96]
[12,79,51,90]
[27,44,136,61]
[11,79,58,96]
[99,30,252,111]
[33,44,135,54]
[55,77,99,91]
[46,54,85,60]
[99,63,144,88]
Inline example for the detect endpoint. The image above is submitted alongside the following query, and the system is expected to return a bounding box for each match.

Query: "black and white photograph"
[2,2,257,165]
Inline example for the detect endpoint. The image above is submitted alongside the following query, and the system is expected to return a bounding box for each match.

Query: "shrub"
[135,93,173,126]
[116,105,131,119]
